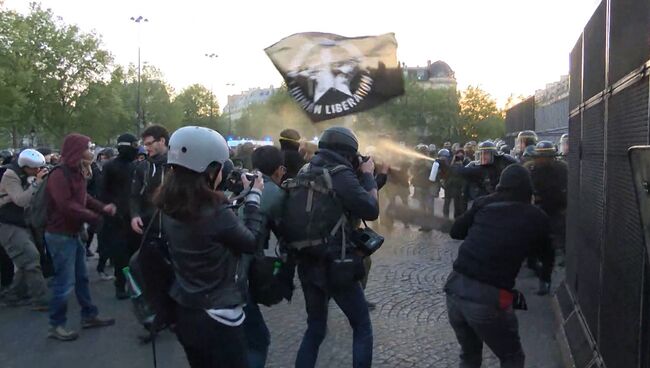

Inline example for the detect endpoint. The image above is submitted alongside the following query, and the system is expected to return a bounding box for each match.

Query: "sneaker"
[48,325,79,341]
[81,316,115,329]
[98,272,115,281]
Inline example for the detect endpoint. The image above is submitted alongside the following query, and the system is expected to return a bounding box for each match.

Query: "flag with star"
[265,32,405,123]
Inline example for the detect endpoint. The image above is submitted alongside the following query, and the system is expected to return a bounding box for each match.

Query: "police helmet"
[18,149,46,168]
[428,144,437,153]
[318,126,359,154]
[438,149,451,160]
[415,144,429,154]
[476,141,497,165]
[517,130,538,148]
[167,126,229,173]
[532,141,557,158]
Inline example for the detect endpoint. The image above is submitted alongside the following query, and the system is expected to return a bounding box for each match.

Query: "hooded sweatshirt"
[46,134,107,236]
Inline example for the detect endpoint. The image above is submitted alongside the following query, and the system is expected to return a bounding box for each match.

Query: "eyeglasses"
[143,139,159,147]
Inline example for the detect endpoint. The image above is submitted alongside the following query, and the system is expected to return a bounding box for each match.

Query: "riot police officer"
[455,141,517,201]
[524,141,568,274]
[411,144,434,215]
[558,133,569,160]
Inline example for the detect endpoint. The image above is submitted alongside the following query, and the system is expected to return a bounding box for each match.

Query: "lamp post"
[204,53,218,126]
[29,127,36,148]
[226,83,235,135]
[130,15,148,135]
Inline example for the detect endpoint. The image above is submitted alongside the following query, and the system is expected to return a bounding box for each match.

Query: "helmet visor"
[477,149,495,165]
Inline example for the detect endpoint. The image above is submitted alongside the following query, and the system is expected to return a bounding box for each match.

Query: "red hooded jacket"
[46,133,107,235]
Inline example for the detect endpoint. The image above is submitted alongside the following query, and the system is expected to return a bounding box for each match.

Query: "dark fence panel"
[600,77,649,368]
[566,113,582,293]
[577,103,605,339]
[569,35,583,111]
[609,0,650,84]
[582,1,606,102]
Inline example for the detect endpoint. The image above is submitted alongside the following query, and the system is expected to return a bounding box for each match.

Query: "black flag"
[265,32,404,123]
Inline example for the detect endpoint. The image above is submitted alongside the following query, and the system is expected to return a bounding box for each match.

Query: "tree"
[459,85,505,141]
[174,84,219,127]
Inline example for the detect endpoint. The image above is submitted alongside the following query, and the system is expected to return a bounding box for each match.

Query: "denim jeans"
[243,298,270,368]
[446,294,525,368]
[45,233,98,327]
[295,269,373,368]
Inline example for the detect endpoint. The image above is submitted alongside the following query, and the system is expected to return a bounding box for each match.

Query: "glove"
[536,280,551,296]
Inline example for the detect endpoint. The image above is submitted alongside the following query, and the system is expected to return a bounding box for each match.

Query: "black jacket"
[524,160,568,216]
[311,149,379,222]
[130,153,167,225]
[164,202,264,310]
[282,149,306,180]
[450,192,554,290]
[100,155,135,220]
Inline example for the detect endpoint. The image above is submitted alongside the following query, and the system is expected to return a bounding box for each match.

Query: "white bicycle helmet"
[18,149,46,168]
[167,126,229,173]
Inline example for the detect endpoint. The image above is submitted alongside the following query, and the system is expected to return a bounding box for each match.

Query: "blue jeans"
[295,272,373,368]
[45,233,98,327]
[243,297,270,368]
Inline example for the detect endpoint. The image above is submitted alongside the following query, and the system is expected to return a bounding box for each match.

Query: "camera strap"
[330,214,347,260]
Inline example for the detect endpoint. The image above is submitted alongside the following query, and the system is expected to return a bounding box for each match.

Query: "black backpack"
[280,163,348,251]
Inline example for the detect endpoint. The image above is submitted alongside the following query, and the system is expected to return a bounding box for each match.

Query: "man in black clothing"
[445,164,554,368]
[130,125,169,238]
[100,134,139,299]
[279,128,305,180]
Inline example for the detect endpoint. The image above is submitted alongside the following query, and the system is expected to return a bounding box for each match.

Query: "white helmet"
[18,149,46,168]
[168,126,229,173]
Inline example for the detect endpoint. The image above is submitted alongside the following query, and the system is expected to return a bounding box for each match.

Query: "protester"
[156,126,264,367]
[0,149,49,310]
[445,164,554,368]
[130,125,169,238]
[99,134,139,300]
[411,144,434,216]
[243,145,291,367]
[45,133,116,341]
[279,128,305,180]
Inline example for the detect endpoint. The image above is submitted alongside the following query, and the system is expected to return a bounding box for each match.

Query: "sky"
[5,0,602,110]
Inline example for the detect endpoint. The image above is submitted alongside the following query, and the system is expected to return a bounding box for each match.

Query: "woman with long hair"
[155,126,264,368]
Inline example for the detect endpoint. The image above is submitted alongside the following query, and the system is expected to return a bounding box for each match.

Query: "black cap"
[117,133,138,144]
[496,164,533,193]
[318,126,359,154]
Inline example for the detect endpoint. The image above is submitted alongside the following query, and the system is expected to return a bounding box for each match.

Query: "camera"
[225,168,257,195]
[350,225,384,256]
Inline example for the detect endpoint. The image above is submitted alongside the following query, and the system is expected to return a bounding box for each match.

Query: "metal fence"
[560,0,650,367]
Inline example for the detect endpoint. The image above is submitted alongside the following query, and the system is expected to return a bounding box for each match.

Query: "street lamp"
[204,53,219,125]
[130,15,149,135]
[226,83,236,135]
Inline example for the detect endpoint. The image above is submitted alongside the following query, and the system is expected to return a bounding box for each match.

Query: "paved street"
[0,222,563,368]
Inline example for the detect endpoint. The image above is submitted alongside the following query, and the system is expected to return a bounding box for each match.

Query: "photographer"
[284,126,378,368]
[155,126,264,368]
[445,164,554,368]
[0,149,49,310]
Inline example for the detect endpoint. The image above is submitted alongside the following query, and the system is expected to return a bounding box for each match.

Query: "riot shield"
[628,146,650,262]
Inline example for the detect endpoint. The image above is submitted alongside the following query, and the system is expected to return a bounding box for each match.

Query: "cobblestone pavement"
[0,223,563,368]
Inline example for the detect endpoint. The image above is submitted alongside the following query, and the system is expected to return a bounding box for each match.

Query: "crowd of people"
[0,122,568,368]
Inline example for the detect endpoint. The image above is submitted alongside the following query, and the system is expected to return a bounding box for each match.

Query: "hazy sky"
[6,0,601,109]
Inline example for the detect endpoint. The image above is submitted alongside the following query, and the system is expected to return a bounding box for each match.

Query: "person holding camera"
[445,164,554,368]
[0,149,49,310]
[155,126,264,368]
[283,126,378,368]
